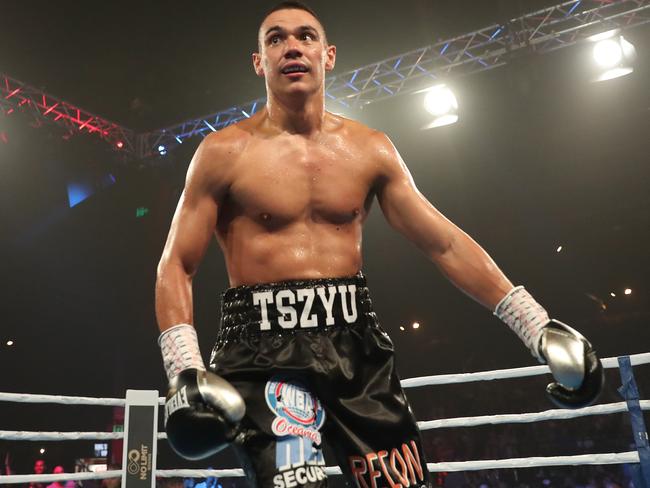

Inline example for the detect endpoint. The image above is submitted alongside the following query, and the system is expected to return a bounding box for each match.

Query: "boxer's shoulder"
[183,126,252,200]
[325,112,377,139]
[201,122,253,161]
[350,125,404,180]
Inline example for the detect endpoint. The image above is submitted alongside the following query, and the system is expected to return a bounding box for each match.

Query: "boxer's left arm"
[371,132,603,408]
[371,131,512,310]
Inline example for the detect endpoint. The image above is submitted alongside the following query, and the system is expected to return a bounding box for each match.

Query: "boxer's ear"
[252,52,265,78]
[325,44,336,72]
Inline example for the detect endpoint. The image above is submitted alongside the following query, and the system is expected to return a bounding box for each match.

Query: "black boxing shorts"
[209,273,431,488]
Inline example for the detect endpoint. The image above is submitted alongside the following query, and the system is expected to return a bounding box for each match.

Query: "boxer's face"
[253,8,336,98]
[34,460,45,474]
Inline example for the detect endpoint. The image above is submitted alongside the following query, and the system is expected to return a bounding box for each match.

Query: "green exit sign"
[136,207,149,218]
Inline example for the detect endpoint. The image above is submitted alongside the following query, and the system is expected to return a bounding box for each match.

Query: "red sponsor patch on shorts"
[348,440,426,488]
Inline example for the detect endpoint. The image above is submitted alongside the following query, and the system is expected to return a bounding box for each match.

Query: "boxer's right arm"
[156,134,229,333]
[155,132,246,460]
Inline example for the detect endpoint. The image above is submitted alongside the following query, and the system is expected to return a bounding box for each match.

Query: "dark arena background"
[1,1,649,487]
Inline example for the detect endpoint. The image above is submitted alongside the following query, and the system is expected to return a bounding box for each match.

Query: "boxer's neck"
[265,89,325,136]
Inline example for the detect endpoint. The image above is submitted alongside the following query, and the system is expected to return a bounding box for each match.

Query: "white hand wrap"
[159,324,206,381]
[494,286,549,362]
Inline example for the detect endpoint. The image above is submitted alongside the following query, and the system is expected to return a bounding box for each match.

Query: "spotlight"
[556,246,563,253]
[624,288,632,295]
[593,39,623,68]
[422,85,458,129]
[39,448,45,454]
[589,30,636,82]
[6,340,13,346]
[399,326,405,331]
[116,141,124,149]
[158,144,167,156]
[412,322,420,329]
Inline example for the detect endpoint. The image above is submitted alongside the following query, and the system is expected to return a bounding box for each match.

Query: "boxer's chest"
[229,135,375,225]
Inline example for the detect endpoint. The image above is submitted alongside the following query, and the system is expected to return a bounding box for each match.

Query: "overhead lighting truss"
[140,0,650,158]
[3,0,650,160]
[0,74,135,153]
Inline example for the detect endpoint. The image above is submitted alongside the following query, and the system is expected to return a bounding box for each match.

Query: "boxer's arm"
[155,133,234,332]
[372,132,513,310]
[156,133,247,459]
[373,132,604,405]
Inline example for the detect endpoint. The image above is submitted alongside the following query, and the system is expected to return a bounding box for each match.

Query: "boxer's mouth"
[281,63,309,75]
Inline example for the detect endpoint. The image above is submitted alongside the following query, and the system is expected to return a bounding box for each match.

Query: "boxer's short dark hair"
[259,1,328,44]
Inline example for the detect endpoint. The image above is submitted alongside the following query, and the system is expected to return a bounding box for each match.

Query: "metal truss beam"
[140,0,650,158]
[0,74,135,154]
[3,0,650,161]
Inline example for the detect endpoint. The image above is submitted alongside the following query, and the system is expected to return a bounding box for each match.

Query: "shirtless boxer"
[155,2,604,487]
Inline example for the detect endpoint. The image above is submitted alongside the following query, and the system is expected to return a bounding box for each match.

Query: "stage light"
[624,288,632,295]
[593,39,622,68]
[6,340,13,346]
[116,141,124,149]
[589,31,636,82]
[412,322,420,329]
[39,448,45,454]
[158,144,167,156]
[556,246,563,253]
[422,85,458,129]
[399,326,405,331]
[610,292,616,297]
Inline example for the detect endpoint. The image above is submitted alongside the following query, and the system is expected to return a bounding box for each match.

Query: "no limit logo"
[127,445,151,481]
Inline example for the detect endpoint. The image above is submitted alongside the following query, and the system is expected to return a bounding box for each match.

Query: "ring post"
[618,356,650,488]
[121,390,159,488]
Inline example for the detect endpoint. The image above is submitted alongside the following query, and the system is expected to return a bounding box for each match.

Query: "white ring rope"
[0,431,123,441]
[149,451,646,478]
[401,352,650,388]
[4,400,649,441]
[0,452,642,484]
[426,452,641,473]
[0,392,124,406]
[418,400,650,430]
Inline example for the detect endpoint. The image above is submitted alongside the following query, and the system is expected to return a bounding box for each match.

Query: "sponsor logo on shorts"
[252,284,358,330]
[348,440,426,488]
[273,436,326,488]
[266,378,327,488]
[265,377,325,444]
[273,464,327,488]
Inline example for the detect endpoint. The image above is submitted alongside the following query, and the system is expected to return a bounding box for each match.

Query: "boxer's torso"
[211,110,382,286]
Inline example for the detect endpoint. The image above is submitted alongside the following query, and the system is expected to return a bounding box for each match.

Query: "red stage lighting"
[116,141,124,149]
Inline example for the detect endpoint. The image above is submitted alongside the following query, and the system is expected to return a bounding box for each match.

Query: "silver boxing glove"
[165,368,246,460]
[539,320,605,409]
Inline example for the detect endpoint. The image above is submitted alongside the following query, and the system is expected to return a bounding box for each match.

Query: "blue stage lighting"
[158,145,167,156]
[67,182,93,208]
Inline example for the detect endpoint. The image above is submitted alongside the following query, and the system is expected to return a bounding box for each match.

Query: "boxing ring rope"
[1,351,648,484]
[4,399,649,441]
[401,352,650,388]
